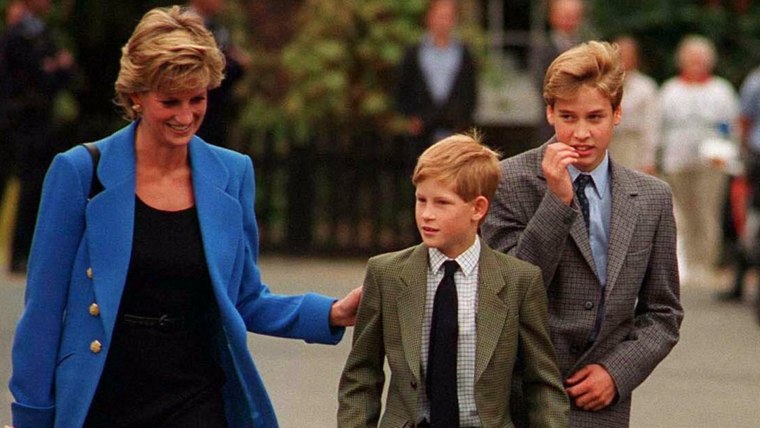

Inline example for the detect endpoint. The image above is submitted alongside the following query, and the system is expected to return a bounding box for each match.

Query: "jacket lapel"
[84,125,240,340]
[189,139,239,295]
[474,246,508,383]
[604,163,639,295]
[86,123,138,340]
[570,217,599,277]
[397,245,430,383]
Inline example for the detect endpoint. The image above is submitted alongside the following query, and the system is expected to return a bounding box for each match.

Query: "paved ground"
[1,256,759,427]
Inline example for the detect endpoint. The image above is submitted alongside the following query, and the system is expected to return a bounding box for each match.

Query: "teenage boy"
[482,41,684,427]
[338,134,569,427]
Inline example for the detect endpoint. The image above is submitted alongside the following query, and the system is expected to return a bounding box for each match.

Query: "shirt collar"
[421,33,461,51]
[428,236,480,278]
[568,152,611,199]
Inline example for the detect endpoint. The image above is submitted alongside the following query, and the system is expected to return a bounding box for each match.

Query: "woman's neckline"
[135,194,194,213]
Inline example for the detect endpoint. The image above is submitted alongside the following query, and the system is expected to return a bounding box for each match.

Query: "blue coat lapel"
[86,124,137,340]
[189,138,240,295]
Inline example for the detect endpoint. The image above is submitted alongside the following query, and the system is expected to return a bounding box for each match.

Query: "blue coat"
[10,122,344,428]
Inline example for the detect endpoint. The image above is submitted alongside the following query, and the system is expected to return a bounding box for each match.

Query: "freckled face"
[415,178,485,258]
[547,85,621,172]
[132,88,208,149]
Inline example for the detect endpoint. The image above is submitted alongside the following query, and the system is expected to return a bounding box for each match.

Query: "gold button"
[89,303,100,316]
[86,267,93,279]
[90,340,102,354]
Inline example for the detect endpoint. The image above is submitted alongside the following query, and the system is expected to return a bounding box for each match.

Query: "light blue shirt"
[418,34,463,106]
[569,153,611,286]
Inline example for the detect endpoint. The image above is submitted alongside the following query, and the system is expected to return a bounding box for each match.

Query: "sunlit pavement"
[1,257,759,427]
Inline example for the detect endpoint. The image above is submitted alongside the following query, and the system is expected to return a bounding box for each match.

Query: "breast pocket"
[619,246,652,289]
[624,246,651,268]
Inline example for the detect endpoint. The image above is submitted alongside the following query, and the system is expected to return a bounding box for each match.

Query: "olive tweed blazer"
[338,242,569,428]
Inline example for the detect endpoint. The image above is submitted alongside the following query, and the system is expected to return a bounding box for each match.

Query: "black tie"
[574,174,592,231]
[427,260,459,428]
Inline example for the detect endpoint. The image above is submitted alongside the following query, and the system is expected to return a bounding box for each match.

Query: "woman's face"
[132,88,208,148]
[679,45,714,81]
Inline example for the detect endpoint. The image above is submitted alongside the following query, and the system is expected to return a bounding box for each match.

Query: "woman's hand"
[329,286,363,327]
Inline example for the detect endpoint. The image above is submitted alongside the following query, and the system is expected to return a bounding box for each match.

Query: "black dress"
[84,197,227,428]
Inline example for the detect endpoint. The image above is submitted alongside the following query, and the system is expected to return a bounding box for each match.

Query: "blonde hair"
[543,40,625,109]
[412,132,501,203]
[114,6,226,120]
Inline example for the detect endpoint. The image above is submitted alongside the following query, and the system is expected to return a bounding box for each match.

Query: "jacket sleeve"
[337,258,385,428]
[518,269,571,428]
[233,155,344,344]
[10,152,88,428]
[596,189,683,399]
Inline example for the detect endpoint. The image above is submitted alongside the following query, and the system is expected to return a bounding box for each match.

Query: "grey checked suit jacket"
[482,144,684,428]
[337,243,569,428]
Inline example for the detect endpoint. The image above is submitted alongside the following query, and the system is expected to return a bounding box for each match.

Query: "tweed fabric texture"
[338,243,570,428]
[482,142,684,428]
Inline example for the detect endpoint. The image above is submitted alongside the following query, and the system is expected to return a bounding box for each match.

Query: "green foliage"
[237,0,482,148]
[589,1,760,87]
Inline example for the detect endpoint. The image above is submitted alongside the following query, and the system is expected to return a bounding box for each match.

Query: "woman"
[9,6,359,428]
[659,35,739,284]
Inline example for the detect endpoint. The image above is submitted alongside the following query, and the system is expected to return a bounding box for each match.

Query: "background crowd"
[1,0,759,322]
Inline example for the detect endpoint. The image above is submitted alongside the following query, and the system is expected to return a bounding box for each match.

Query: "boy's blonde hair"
[115,6,226,120]
[543,40,625,109]
[412,132,501,203]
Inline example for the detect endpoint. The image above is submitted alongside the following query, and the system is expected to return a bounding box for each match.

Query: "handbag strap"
[81,142,103,199]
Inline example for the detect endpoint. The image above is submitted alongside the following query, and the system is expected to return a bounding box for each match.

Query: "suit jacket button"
[584,301,594,310]
[410,381,417,390]
[89,303,100,316]
[90,340,102,354]
[570,345,579,355]
[86,267,94,279]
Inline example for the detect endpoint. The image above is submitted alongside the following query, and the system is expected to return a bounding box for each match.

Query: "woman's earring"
[132,104,142,113]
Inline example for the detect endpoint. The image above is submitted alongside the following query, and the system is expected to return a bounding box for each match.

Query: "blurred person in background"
[0,0,27,218]
[715,63,760,302]
[658,35,739,285]
[395,0,477,160]
[532,0,589,144]
[4,0,74,274]
[609,35,659,174]
[189,0,250,151]
[4,0,25,25]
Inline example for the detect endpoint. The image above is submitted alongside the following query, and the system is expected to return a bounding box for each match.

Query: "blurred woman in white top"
[659,35,740,283]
